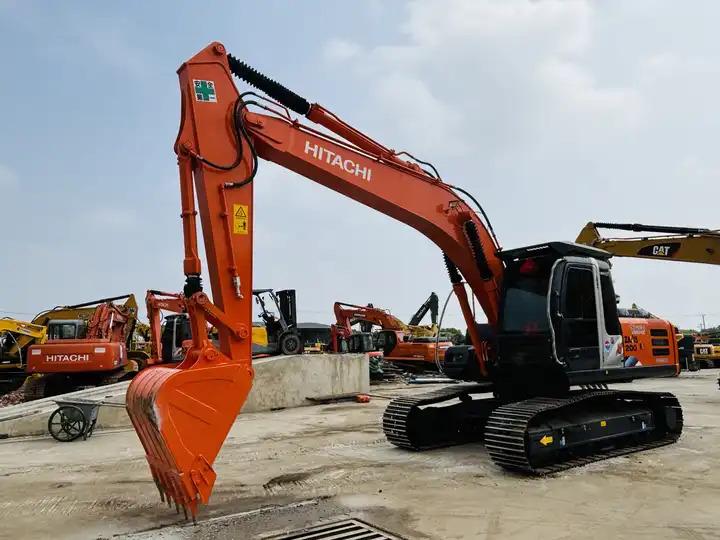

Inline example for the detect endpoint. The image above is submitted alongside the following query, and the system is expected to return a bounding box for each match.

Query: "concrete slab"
[0,353,368,438]
[0,370,718,539]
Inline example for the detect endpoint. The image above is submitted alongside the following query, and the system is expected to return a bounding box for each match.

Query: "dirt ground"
[1,371,719,540]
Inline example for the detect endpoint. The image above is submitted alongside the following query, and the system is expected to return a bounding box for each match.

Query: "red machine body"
[27,300,134,375]
[27,340,126,373]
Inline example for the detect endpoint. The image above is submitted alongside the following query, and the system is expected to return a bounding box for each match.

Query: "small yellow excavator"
[0,318,47,392]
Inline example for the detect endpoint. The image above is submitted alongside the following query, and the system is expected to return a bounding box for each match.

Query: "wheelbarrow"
[47,398,124,442]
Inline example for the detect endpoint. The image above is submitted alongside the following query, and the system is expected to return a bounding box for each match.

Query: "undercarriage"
[383,383,683,473]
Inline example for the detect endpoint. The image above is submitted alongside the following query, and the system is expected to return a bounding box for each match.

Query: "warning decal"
[233,204,249,235]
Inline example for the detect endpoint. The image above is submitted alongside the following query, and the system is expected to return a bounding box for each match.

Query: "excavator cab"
[446,242,672,391]
[492,242,676,392]
[46,319,87,340]
[160,314,193,364]
[374,330,399,356]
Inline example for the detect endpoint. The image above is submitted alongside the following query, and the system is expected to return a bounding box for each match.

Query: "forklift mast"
[276,290,298,327]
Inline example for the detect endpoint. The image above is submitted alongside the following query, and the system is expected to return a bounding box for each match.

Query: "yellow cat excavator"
[576,222,719,265]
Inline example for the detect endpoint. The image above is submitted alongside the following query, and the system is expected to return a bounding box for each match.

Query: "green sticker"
[194,80,217,102]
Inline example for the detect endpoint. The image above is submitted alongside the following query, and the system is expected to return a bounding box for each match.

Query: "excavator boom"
[333,302,409,334]
[409,292,439,327]
[577,221,720,265]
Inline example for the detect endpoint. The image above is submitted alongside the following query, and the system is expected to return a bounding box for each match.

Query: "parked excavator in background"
[330,298,451,368]
[694,332,720,368]
[577,221,719,370]
[576,222,719,265]
[407,292,440,337]
[0,318,47,393]
[22,294,150,400]
[125,44,683,520]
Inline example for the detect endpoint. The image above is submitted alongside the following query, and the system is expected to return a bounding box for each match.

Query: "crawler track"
[484,390,683,474]
[383,386,683,474]
[382,383,496,450]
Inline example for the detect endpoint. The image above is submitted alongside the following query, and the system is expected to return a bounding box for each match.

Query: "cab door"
[551,260,601,371]
[596,268,624,369]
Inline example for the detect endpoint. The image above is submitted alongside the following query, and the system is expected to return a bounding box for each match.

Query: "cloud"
[0,163,18,189]
[322,0,644,161]
[370,73,469,156]
[313,0,719,324]
[323,39,362,62]
[537,58,644,129]
[401,0,592,55]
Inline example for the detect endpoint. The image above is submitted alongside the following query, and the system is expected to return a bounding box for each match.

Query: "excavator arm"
[577,222,720,265]
[409,292,439,327]
[126,42,504,519]
[145,290,188,365]
[334,302,409,333]
[0,319,47,362]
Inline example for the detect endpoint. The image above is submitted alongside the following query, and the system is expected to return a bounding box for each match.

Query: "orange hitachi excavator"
[24,294,150,398]
[329,301,451,366]
[126,43,683,521]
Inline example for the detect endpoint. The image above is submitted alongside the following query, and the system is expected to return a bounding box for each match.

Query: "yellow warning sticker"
[600,420,607,428]
[233,204,249,235]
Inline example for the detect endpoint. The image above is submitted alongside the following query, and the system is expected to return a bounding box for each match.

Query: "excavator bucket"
[126,360,253,520]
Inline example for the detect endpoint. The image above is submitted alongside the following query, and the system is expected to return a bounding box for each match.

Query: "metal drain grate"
[269,518,404,539]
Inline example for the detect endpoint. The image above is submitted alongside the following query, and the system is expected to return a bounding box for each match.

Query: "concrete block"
[242,353,369,413]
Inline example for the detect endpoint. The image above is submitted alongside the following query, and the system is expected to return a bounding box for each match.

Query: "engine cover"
[27,340,127,373]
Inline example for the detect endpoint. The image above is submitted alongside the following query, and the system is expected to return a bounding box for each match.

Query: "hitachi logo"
[304,141,372,181]
[46,354,90,363]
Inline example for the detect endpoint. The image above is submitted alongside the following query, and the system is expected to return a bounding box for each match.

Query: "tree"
[440,327,464,345]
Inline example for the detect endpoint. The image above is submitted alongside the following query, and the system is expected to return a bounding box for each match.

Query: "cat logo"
[651,245,671,256]
[638,242,680,258]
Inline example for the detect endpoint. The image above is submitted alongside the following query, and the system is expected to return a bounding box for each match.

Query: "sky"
[0,0,718,331]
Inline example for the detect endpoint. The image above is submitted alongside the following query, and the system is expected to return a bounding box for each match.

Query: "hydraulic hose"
[434,287,455,373]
